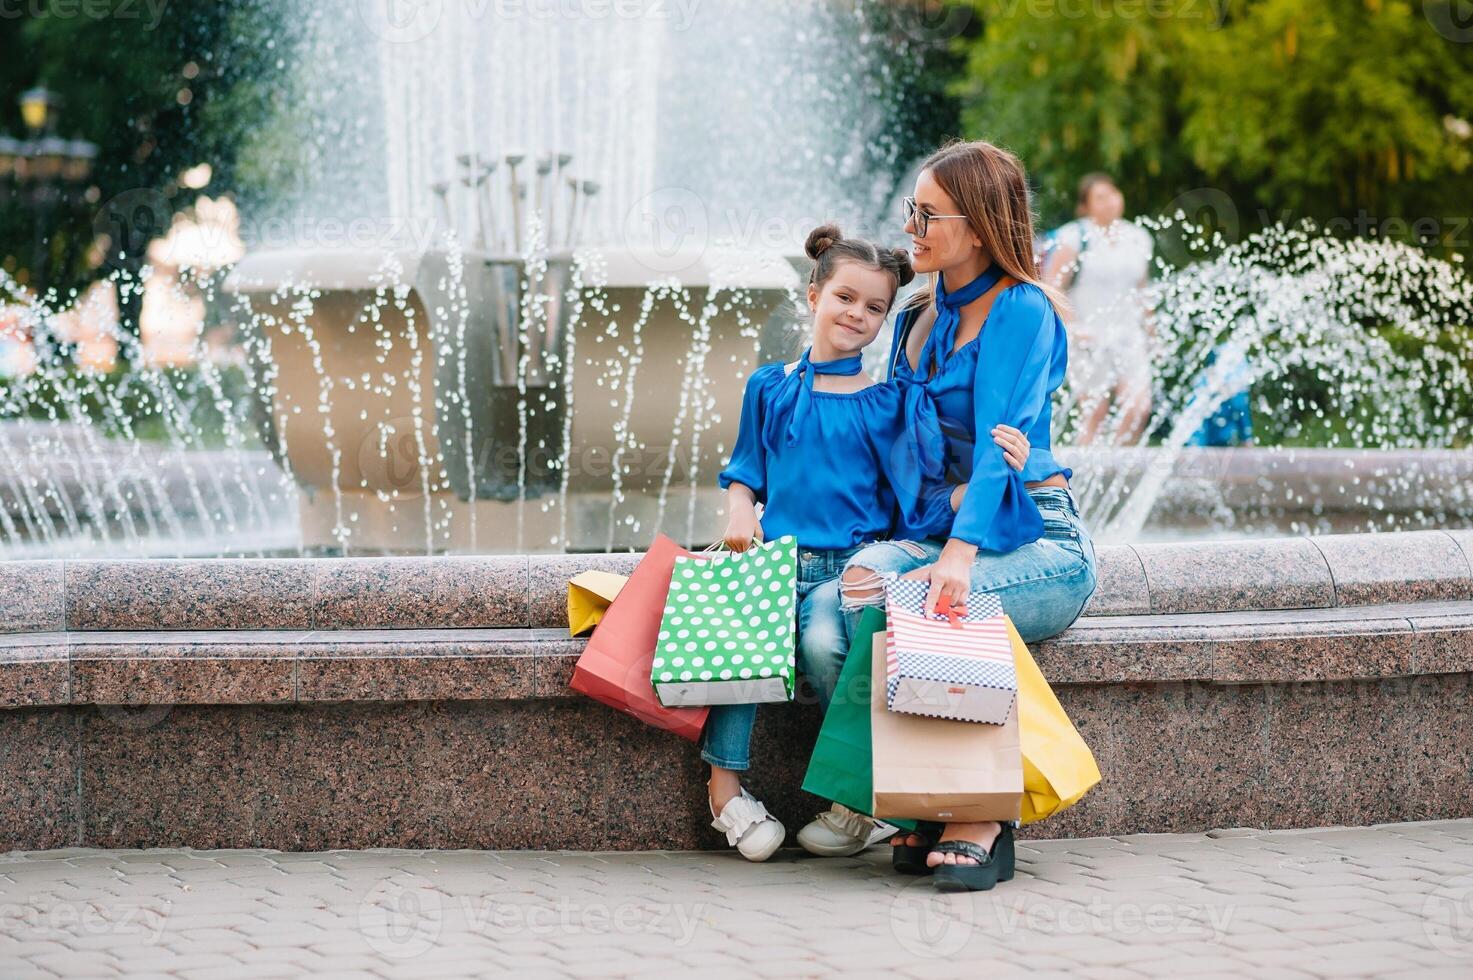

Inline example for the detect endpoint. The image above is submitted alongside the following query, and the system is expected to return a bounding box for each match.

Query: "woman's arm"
[922,288,1062,613]
[947,424,1030,510]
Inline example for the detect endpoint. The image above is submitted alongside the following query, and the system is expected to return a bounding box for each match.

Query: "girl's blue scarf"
[761,346,864,453]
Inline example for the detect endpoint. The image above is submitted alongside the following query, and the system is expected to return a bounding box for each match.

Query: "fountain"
[1,1,1471,558]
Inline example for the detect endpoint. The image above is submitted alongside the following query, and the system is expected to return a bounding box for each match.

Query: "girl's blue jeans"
[700,543,863,771]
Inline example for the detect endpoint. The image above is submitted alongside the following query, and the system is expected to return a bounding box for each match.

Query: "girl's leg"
[701,704,756,812]
[795,578,845,710]
[836,539,937,640]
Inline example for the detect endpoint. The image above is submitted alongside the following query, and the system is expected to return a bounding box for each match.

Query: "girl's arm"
[718,366,773,551]
[723,483,763,552]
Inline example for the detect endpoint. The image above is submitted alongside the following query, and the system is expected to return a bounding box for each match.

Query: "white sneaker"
[797,803,895,857]
[710,788,785,862]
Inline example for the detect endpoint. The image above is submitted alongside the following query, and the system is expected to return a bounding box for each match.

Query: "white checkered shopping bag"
[883,575,1018,724]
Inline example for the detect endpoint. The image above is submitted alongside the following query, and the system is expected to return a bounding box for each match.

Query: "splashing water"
[1062,219,1473,542]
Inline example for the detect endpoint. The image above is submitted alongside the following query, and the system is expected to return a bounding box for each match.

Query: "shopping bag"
[1012,618,1102,824]
[884,576,1018,724]
[569,535,710,741]
[800,607,916,831]
[567,570,629,637]
[651,535,798,707]
[871,631,1023,823]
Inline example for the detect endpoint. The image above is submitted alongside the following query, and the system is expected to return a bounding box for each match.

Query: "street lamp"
[19,87,60,134]
[0,85,99,297]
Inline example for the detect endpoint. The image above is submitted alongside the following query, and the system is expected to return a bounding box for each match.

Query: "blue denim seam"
[700,746,750,771]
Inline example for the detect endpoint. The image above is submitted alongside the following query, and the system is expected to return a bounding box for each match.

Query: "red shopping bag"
[569,534,711,741]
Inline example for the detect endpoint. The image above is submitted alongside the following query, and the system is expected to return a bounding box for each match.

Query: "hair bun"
[804,224,843,261]
[891,247,917,288]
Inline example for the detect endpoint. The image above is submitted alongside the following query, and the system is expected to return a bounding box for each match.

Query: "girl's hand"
[992,424,1030,472]
[723,510,763,552]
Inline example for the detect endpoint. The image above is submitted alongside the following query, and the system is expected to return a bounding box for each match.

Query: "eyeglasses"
[903,196,969,238]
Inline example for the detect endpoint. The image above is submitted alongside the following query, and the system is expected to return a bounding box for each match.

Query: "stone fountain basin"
[1,528,1471,851]
[220,245,802,553]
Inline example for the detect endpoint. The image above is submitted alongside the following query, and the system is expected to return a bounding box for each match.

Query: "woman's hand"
[905,538,978,616]
[991,424,1030,472]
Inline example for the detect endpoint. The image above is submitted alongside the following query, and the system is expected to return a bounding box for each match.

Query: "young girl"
[703,224,1030,861]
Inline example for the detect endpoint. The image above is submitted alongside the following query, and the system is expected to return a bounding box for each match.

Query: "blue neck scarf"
[920,264,1004,378]
[762,346,864,452]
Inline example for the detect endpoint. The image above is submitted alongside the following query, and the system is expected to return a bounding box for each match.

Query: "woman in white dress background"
[1044,173,1154,445]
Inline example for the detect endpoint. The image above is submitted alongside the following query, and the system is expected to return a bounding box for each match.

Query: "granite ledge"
[1,600,1469,709]
[7,531,1473,632]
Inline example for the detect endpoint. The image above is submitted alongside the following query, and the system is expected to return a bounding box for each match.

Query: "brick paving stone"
[1,821,1471,977]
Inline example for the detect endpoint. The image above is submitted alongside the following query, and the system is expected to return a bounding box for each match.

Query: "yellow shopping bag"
[1008,619,1102,824]
[567,571,629,637]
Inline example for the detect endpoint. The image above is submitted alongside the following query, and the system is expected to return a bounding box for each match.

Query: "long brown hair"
[906,139,1070,318]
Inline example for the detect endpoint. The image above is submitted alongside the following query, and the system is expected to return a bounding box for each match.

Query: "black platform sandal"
[890,820,945,876]
[931,823,1016,893]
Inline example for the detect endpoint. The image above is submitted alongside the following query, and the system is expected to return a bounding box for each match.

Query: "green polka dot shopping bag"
[650,535,798,707]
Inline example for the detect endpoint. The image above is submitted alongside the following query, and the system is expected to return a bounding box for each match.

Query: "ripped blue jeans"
[700,542,866,771]
[800,485,1098,709]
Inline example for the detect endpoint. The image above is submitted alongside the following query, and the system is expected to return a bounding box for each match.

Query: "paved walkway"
[1,821,1471,978]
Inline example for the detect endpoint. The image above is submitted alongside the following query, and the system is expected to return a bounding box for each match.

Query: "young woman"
[708,224,1031,862]
[1044,172,1155,445]
[797,140,1099,892]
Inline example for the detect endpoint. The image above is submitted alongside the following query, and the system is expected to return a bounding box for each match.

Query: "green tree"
[1180,0,1473,236]
[950,0,1473,247]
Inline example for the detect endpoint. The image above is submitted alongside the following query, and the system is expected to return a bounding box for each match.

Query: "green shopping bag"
[651,535,798,707]
[801,606,914,830]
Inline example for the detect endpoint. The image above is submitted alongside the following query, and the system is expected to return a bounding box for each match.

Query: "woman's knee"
[996,565,1096,643]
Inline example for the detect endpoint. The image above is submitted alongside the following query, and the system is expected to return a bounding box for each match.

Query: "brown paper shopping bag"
[870,632,1023,823]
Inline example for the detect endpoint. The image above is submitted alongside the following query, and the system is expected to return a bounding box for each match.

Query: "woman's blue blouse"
[717,361,916,551]
[888,282,1072,552]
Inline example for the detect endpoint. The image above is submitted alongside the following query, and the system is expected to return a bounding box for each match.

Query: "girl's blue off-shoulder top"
[889,282,1072,552]
[717,361,916,551]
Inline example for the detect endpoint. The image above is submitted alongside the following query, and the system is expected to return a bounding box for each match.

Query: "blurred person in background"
[1043,173,1154,445]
